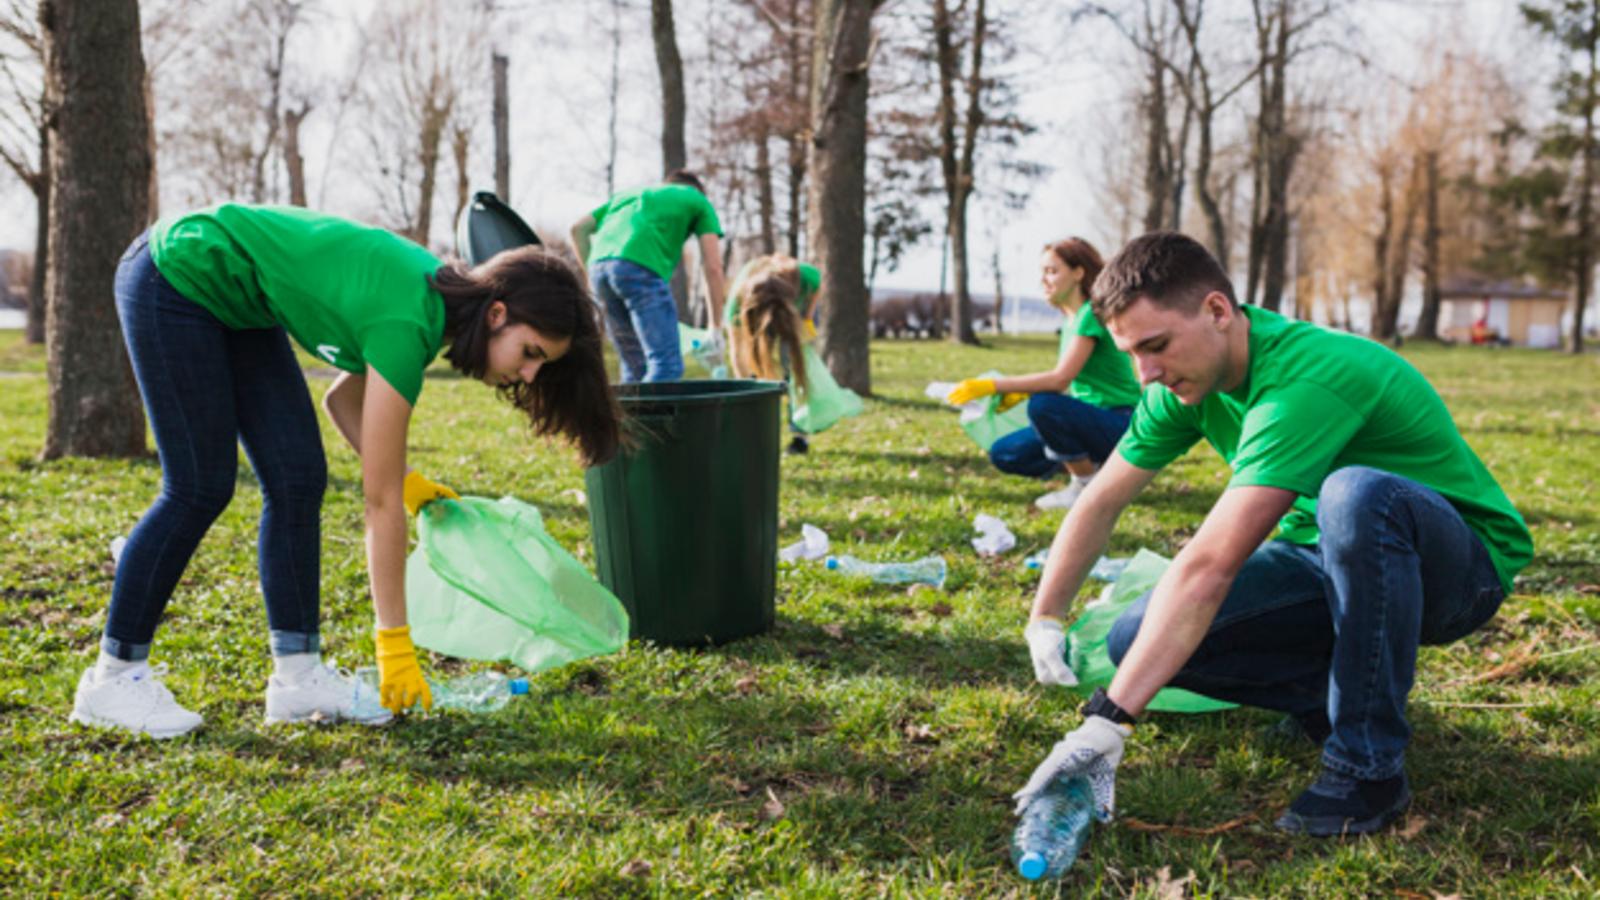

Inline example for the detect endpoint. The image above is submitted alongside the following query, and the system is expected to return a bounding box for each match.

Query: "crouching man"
[1014,232,1531,836]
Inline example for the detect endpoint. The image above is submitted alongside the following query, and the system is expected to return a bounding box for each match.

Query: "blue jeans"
[989,394,1132,478]
[103,233,327,661]
[1106,466,1506,780]
[589,258,683,383]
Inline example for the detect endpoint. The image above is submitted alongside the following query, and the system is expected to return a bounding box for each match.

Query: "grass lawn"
[1,327,1598,897]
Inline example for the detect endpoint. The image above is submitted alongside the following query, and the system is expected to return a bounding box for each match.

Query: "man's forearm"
[1030,499,1120,622]
[1105,558,1233,716]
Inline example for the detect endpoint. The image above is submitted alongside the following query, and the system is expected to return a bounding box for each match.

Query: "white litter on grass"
[110,536,127,565]
[971,514,1016,556]
[779,524,830,562]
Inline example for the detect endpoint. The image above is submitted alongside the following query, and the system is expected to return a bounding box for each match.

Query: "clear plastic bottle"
[1022,554,1129,582]
[1011,774,1094,880]
[353,667,529,715]
[824,554,947,588]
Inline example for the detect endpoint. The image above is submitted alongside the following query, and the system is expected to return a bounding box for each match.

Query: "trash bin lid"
[455,191,541,265]
[615,379,785,408]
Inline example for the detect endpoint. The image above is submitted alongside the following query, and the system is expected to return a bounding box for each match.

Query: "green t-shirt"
[1059,305,1142,409]
[586,184,723,280]
[1116,305,1532,592]
[724,260,821,325]
[150,204,445,406]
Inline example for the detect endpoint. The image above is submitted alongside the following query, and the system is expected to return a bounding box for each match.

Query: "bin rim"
[613,379,787,406]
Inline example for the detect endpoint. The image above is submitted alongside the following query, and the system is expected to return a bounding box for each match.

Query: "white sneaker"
[1034,479,1089,511]
[70,664,204,739]
[264,663,393,726]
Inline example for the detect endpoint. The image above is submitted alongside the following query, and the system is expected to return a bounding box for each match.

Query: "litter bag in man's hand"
[407,496,629,673]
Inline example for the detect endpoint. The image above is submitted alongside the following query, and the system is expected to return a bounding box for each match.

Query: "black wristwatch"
[1081,687,1137,726]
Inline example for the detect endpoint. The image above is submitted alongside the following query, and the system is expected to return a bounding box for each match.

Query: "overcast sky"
[0,0,1534,296]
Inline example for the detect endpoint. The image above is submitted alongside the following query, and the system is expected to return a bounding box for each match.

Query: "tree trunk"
[493,52,510,200]
[413,101,448,245]
[785,0,809,257]
[933,0,984,345]
[651,0,691,320]
[1370,163,1394,339]
[142,66,158,220]
[26,121,48,345]
[40,0,149,459]
[992,242,1004,334]
[284,103,309,206]
[756,118,776,254]
[1414,150,1443,340]
[1574,0,1597,354]
[1141,43,1170,233]
[652,0,687,173]
[807,0,876,394]
[452,124,471,227]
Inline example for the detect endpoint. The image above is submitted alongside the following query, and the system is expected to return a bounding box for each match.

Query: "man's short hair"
[1092,232,1238,321]
[665,169,706,194]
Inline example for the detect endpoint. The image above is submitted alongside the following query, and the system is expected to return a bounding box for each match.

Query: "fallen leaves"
[1121,815,1253,837]
[1139,866,1196,900]
[759,787,786,821]
[619,859,651,878]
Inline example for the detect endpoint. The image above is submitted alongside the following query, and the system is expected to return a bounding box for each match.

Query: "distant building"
[1438,276,1568,348]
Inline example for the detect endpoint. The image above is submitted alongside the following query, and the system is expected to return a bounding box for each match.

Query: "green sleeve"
[692,194,723,238]
[798,264,822,301]
[361,320,435,407]
[589,199,611,227]
[1227,382,1366,496]
[1073,306,1111,340]
[1116,386,1202,471]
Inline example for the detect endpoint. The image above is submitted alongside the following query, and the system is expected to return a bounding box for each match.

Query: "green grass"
[2,326,1598,896]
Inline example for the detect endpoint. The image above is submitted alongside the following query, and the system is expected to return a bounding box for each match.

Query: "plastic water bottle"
[1022,554,1129,581]
[824,554,947,588]
[1011,775,1094,880]
[353,667,529,715]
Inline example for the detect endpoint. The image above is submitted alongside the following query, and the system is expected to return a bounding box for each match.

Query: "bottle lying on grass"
[1011,774,1094,881]
[352,667,529,716]
[824,555,947,589]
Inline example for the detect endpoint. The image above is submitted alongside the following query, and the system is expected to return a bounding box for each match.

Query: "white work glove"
[1024,618,1079,686]
[1012,715,1132,820]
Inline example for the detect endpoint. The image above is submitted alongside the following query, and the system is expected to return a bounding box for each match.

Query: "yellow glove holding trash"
[375,624,433,713]
[946,378,997,406]
[403,470,458,517]
[997,392,1028,413]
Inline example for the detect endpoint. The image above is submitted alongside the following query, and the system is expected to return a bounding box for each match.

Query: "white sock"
[94,651,144,682]
[1071,472,1095,487]
[273,652,322,682]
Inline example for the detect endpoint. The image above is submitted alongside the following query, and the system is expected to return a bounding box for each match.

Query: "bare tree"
[652,0,688,173]
[358,0,486,246]
[492,51,509,199]
[39,0,149,458]
[808,0,883,393]
[0,0,46,343]
[931,0,987,344]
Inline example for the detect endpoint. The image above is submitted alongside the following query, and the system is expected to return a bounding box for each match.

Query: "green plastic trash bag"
[789,343,864,434]
[407,495,629,673]
[1065,548,1235,713]
[959,370,1033,451]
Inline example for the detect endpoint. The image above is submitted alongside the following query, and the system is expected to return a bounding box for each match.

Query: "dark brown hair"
[665,169,706,194]
[1044,238,1105,306]
[431,246,622,466]
[1092,231,1237,322]
[734,256,808,393]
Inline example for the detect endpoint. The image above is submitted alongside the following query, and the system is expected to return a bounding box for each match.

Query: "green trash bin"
[585,380,785,646]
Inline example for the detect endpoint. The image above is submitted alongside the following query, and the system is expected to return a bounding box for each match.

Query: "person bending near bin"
[946,238,1141,510]
[570,170,727,383]
[726,254,821,454]
[70,203,621,738]
[1013,232,1531,836]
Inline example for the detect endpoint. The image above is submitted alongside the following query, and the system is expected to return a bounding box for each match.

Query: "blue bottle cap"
[508,678,529,695]
[1017,851,1047,881]
[825,556,839,570]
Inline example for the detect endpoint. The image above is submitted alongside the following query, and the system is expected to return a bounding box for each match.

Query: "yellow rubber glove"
[375,625,433,713]
[803,319,818,340]
[946,378,997,406]
[403,470,458,517]
[998,392,1029,413]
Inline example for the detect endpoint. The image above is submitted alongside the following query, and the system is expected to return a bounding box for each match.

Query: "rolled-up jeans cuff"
[100,635,151,662]
[270,629,321,657]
